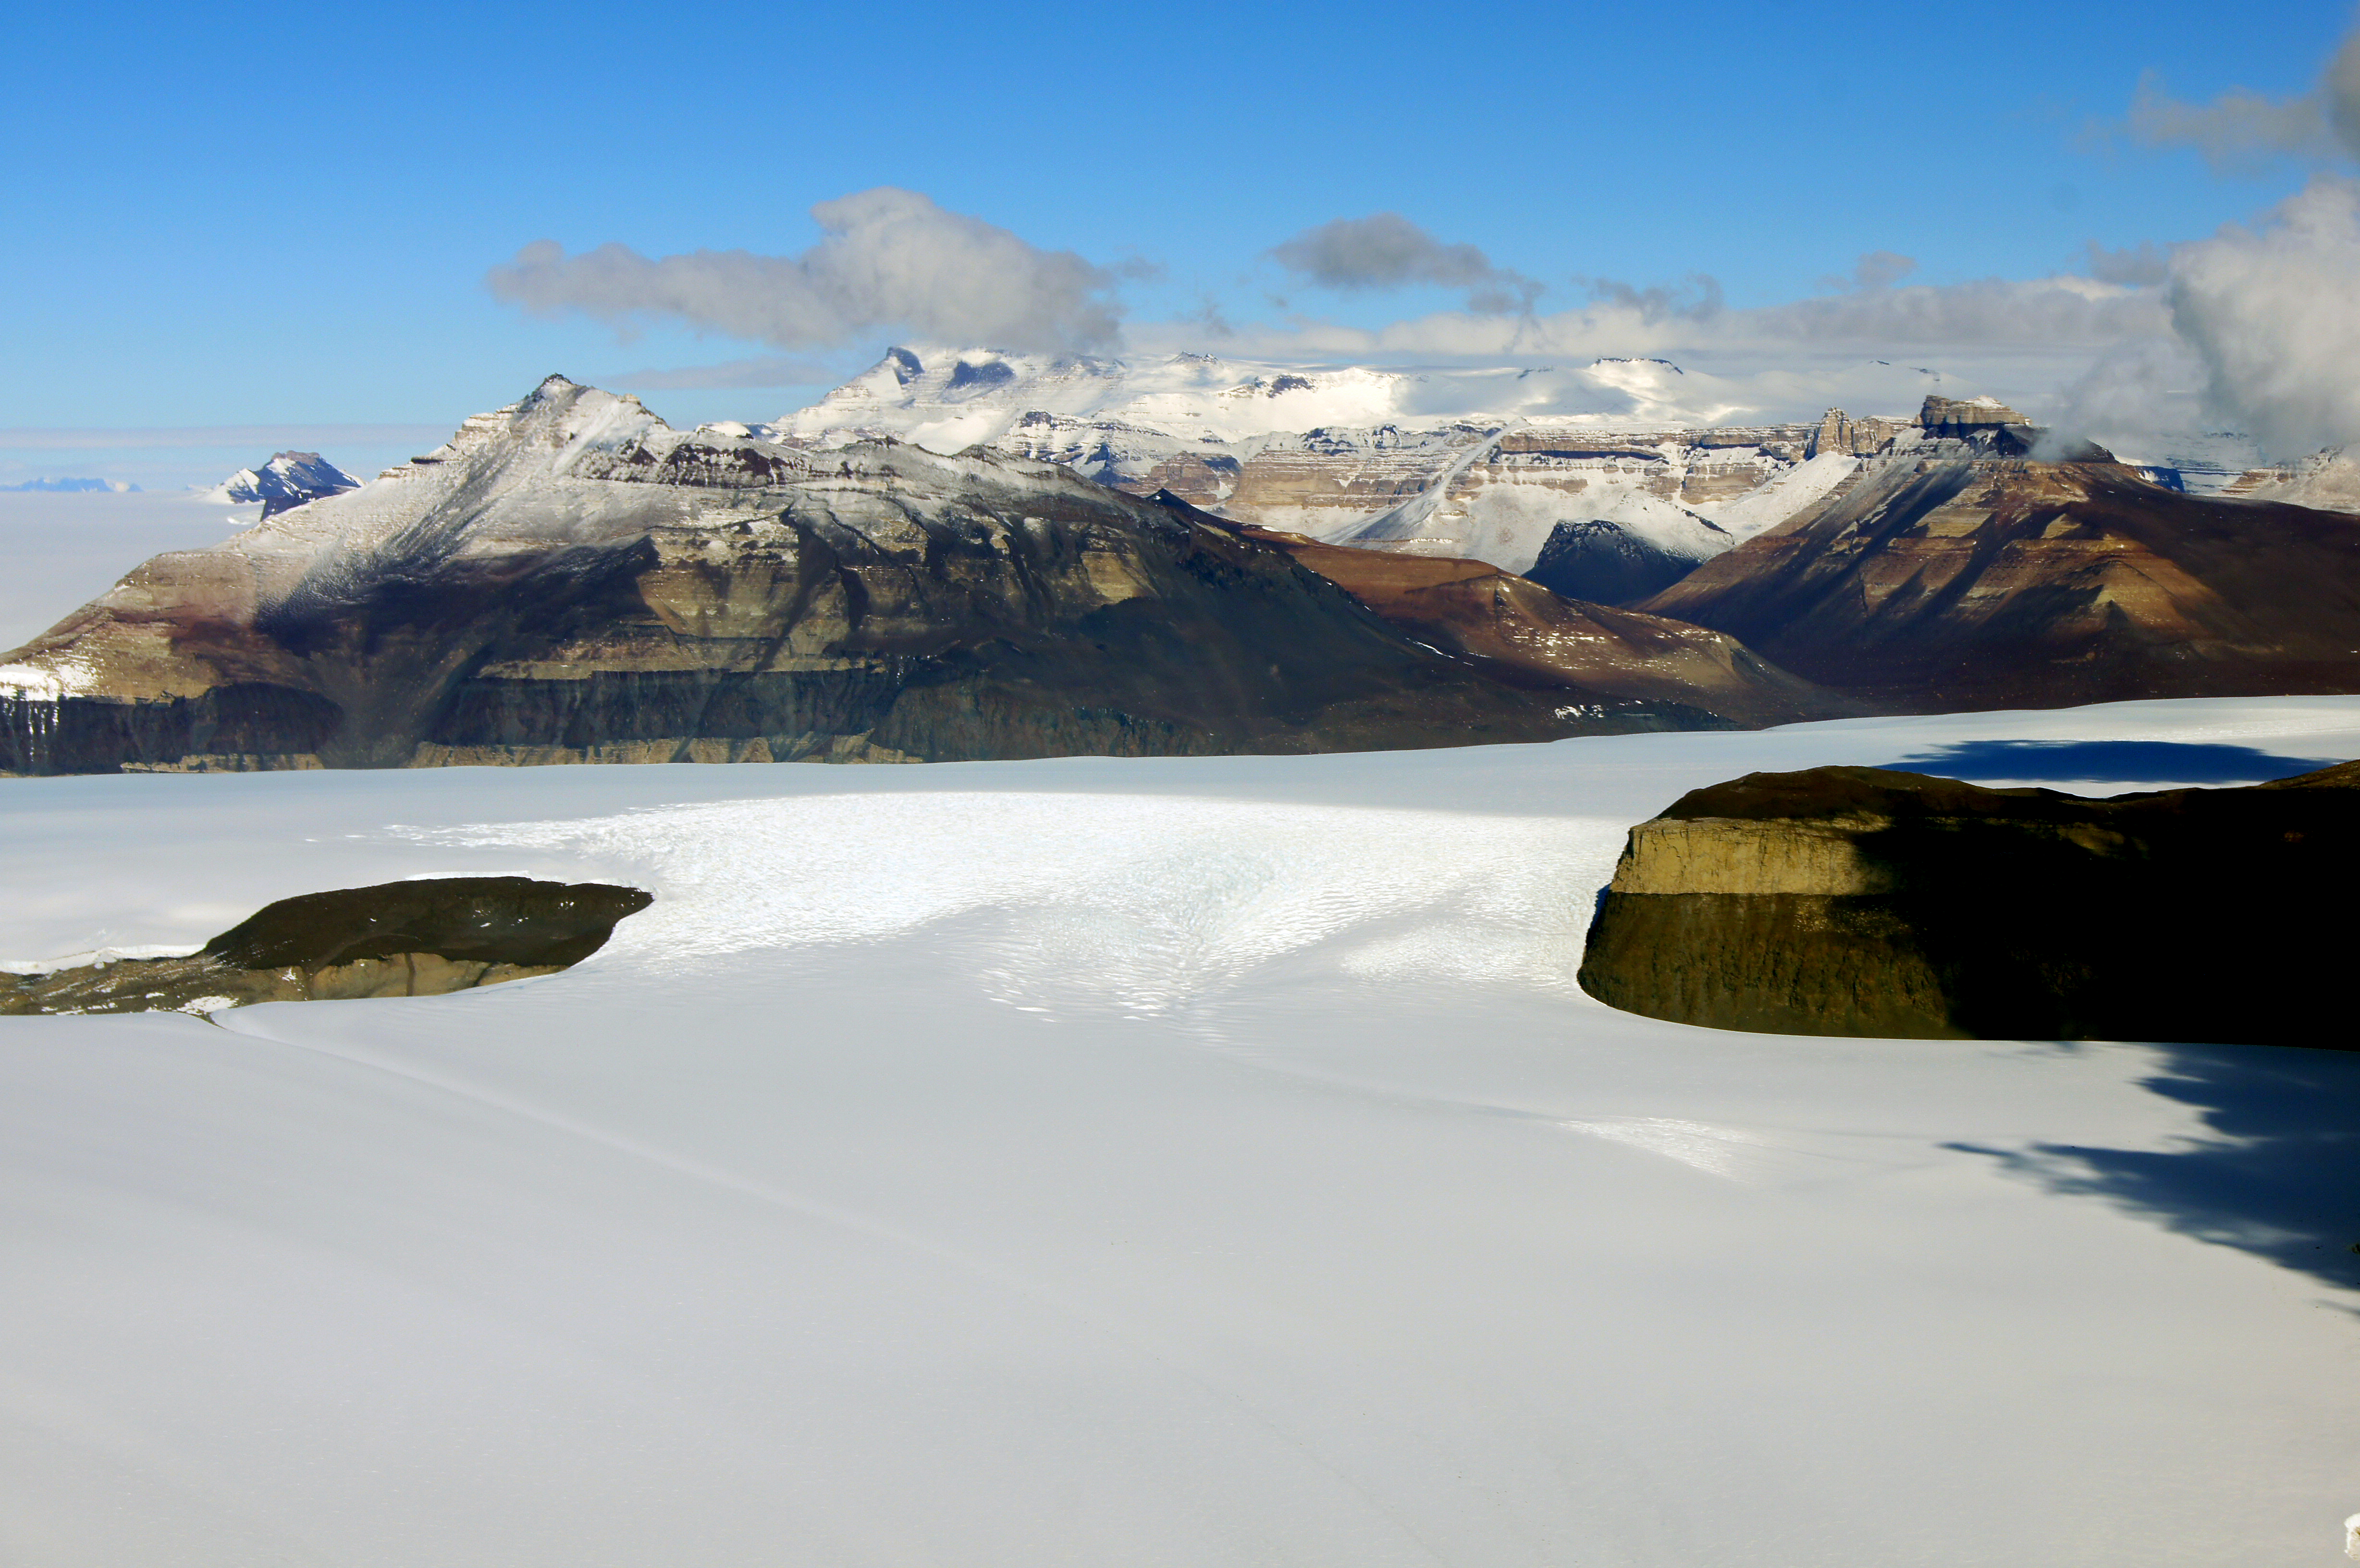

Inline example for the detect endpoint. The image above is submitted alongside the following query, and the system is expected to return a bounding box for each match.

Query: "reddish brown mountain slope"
[1639,452,2360,711]
[1231,522,1842,729]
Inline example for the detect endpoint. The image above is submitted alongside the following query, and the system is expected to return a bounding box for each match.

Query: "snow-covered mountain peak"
[204,450,360,517]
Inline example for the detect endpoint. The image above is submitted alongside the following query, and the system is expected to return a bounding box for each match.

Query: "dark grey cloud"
[1574,273,1726,323]
[1813,251,1919,294]
[488,188,1124,355]
[1267,213,1544,314]
[2085,240,2171,286]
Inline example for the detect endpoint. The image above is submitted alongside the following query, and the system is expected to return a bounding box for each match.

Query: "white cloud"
[1141,270,2163,373]
[2165,174,2360,455]
[488,188,1124,355]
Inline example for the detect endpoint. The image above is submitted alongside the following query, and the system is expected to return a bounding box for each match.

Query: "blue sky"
[3,0,2355,480]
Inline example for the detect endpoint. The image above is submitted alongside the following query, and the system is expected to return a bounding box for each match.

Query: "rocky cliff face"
[1577,761,2360,1044]
[1638,399,2360,711]
[0,377,1752,777]
[781,346,1890,566]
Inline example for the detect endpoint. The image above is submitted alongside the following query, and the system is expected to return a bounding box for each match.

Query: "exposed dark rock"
[1524,519,1709,605]
[1576,761,2360,1045]
[1,877,651,1016]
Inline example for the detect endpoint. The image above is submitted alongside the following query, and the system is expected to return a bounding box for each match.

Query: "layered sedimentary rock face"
[2,876,650,1015]
[1639,413,2360,710]
[1577,762,2360,1045]
[0,377,1756,777]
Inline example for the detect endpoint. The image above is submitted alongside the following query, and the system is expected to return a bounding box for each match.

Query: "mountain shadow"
[1888,739,2340,785]
[1954,1043,2360,1292]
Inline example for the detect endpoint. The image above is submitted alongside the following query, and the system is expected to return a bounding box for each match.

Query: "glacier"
[3,688,2359,1565]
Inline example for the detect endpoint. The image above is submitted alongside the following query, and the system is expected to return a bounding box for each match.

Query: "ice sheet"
[4,698,2360,1565]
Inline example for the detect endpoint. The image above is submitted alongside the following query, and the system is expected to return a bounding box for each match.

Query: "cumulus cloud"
[1267,213,1544,314]
[488,188,1123,355]
[1748,272,2165,350]
[2121,25,2360,171]
[2166,174,2360,454]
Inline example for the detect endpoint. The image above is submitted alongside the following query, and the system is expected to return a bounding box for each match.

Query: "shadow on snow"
[1887,739,2341,785]
[1954,1042,2360,1292]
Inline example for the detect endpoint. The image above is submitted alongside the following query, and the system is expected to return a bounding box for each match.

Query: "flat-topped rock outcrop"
[2,876,651,1015]
[1577,761,2359,1044]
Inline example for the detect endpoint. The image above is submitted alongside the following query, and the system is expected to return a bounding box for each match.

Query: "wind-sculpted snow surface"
[3,696,2360,1565]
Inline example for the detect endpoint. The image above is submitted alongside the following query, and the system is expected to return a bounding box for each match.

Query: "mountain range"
[1,477,138,493]
[3,355,2358,776]
[0,377,1774,776]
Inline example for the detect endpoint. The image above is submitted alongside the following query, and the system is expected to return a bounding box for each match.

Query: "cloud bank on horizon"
[491,24,2360,459]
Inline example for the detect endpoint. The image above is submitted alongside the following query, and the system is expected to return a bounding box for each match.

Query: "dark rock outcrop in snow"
[1,876,651,1015]
[1576,761,2360,1045]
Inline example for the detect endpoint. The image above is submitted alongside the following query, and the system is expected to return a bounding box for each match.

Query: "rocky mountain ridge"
[0,376,1795,777]
[760,350,2322,594]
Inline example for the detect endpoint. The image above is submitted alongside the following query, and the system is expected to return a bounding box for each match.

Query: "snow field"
[4,698,2360,1564]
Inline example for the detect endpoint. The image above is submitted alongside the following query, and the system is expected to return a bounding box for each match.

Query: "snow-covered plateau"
[4,690,2358,1566]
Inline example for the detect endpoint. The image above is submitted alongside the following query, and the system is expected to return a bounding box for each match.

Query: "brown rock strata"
[1577,762,2360,1045]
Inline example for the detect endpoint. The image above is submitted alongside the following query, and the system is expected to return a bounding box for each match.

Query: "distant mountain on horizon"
[204,451,360,518]
[1,477,139,494]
